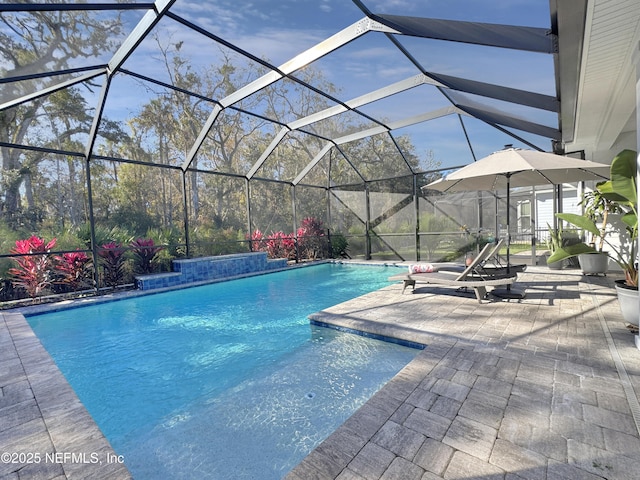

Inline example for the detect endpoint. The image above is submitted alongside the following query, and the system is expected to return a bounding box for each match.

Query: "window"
[518,200,531,232]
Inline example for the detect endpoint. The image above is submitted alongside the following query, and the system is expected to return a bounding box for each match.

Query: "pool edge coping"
[11,260,330,317]
[2,262,413,479]
[1,310,132,479]
[2,305,424,480]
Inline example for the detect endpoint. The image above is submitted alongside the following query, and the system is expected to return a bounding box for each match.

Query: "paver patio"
[287,265,640,480]
[1,265,639,479]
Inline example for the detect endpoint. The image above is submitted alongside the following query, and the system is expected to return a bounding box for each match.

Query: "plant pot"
[578,252,609,275]
[615,280,639,327]
[547,257,564,270]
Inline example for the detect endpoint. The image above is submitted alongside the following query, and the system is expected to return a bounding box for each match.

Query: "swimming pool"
[27,263,419,479]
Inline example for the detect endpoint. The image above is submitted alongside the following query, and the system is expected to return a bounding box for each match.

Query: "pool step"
[135,252,288,290]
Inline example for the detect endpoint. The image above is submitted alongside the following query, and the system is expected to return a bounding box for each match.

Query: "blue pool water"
[28,263,419,479]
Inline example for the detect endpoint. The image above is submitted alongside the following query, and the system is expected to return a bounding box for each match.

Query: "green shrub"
[330,233,349,258]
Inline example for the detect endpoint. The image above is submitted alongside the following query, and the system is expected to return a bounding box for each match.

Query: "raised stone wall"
[135,252,288,291]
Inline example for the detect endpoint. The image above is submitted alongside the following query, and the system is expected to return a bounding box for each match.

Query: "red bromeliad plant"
[9,236,57,299]
[98,241,127,288]
[130,238,163,274]
[297,217,326,259]
[248,218,328,260]
[55,251,93,291]
[265,231,296,259]
[248,229,266,252]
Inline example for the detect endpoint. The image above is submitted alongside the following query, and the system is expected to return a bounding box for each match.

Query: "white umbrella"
[424,146,610,298]
[425,147,610,192]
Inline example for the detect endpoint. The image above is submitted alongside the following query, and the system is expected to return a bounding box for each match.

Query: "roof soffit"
[560,0,640,157]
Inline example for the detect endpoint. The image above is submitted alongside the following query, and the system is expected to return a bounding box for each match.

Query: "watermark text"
[1,451,124,465]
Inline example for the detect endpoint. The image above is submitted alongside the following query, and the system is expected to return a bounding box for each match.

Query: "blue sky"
[107,0,557,171]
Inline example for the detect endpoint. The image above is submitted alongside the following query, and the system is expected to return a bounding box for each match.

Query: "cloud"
[319,0,332,13]
[107,0,556,158]
[365,0,419,13]
[232,28,329,66]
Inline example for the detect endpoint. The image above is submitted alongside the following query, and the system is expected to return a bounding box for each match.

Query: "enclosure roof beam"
[334,144,368,184]
[351,3,560,147]
[292,144,334,186]
[292,139,368,186]
[334,126,388,145]
[85,77,111,160]
[220,17,398,108]
[387,132,415,175]
[185,17,399,170]
[0,69,105,111]
[0,65,107,85]
[457,104,561,140]
[0,141,84,158]
[387,106,468,130]
[286,69,555,137]
[246,128,291,179]
[287,74,439,130]
[298,115,442,184]
[119,68,218,103]
[372,14,556,54]
[430,73,558,112]
[166,12,397,131]
[287,106,466,184]
[333,105,465,145]
[294,106,465,185]
[0,3,155,12]
[181,104,223,171]
[107,0,176,75]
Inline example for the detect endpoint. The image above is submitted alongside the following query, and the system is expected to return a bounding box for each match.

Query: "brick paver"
[0,312,131,479]
[287,266,640,480]
[1,265,639,479]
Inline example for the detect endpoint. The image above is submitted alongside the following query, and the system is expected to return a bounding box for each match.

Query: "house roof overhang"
[554,0,640,161]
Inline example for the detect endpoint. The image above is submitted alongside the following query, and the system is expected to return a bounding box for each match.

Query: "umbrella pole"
[506,176,511,274]
[491,173,526,300]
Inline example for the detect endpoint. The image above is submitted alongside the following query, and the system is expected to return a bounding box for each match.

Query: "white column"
[634,42,640,348]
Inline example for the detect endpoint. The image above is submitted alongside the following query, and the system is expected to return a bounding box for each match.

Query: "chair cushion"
[409,263,434,274]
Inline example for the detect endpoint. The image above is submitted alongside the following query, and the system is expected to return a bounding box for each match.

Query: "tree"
[419,212,457,260]
[0,8,124,227]
[125,37,346,237]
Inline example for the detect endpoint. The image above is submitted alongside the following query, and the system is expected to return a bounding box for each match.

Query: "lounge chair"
[408,240,503,277]
[478,239,527,275]
[388,243,519,303]
[431,239,526,277]
[430,240,504,276]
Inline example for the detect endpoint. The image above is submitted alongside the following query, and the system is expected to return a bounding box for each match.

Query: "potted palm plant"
[548,150,637,325]
[545,224,565,269]
[571,186,617,274]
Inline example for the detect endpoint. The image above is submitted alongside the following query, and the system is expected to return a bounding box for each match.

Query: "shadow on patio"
[287,265,640,479]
